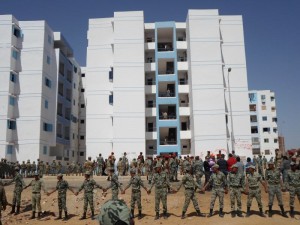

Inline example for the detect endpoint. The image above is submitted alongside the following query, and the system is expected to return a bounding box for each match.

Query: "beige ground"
[1,175,300,225]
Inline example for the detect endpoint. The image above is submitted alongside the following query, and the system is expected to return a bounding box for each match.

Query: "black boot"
[181,211,186,219]
[268,205,273,217]
[91,211,95,220]
[154,212,159,220]
[196,209,205,217]
[163,211,168,219]
[246,207,250,217]
[219,208,224,218]
[231,210,236,217]
[138,210,142,220]
[208,208,213,217]
[14,206,20,215]
[280,205,288,218]
[63,211,68,221]
[131,209,134,218]
[55,211,62,220]
[30,211,35,219]
[259,208,266,217]
[237,210,243,217]
[9,205,15,214]
[290,207,295,218]
[80,212,87,220]
[38,212,42,219]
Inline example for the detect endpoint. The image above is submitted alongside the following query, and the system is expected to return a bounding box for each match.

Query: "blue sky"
[1,0,299,149]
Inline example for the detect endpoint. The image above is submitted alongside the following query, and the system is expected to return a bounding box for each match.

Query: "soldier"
[56,161,62,174]
[148,165,175,220]
[75,171,104,220]
[110,152,116,164]
[26,160,31,177]
[31,161,37,175]
[256,155,264,179]
[47,174,75,220]
[202,164,228,217]
[275,149,283,168]
[45,162,50,176]
[106,156,114,181]
[122,152,129,176]
[23,172,47,219]
[145,157,153,184]
[176,167,205,219]
[21,161,26,177]
[182,157,190,175]
[169,154,177,182]
[262,156,267,170]
[193,156,204,188]
[285,162,300,218]
[4,167,25,215]
[38,160,45,177]
[117,158,123,176]
[265,161,288,217]
[0,179,8,225]
[245,165,266,217]
[96,154,104,176]
[51,160,57,176]
[84,157,94,174]
[98,199,134,225]
[104,168,123,200]
[227,164,245,217]
[122,168,148,219]
[179,156,184,175]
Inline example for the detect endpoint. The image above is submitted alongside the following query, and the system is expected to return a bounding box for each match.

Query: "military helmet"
[130,168,136,174]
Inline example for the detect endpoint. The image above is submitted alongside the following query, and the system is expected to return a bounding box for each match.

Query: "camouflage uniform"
[286,168,300,207]
[97,156,104,176]
[21,162,26,177]
[78,178,102,215]
[227,170,245,212]
[117,159,123,176]
[149,170,172,217]
[0,182,8,224]
[193,159,204,188]
[27,177,46,216]
[6,171,25,211]
[265,168,284,206]
[124,174,147,213]
[51,161,57,175]
[106,173,123,200]
[26,160,31,177]
[121,155,128,176]
[208,171,227,209]
[246,172,263,208]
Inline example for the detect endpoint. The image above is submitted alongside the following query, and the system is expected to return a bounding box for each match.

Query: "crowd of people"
[0,149,300,225]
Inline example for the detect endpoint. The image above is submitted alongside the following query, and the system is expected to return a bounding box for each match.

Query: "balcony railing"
[158,92,175,97]
[157,43,173,52]
[160,140,177,145]
[145,80,156,85]
[146,127,157,132]
[159,113,176,120]
[146,102,156,108]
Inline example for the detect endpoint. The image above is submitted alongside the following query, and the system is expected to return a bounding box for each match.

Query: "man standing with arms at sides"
[97,154,104,176]
[148,165,175,220]
[177,167,205,219]
[23,172,47,219]
[75,171,104,220]
[122,152,128,176]
[285,162,300,218]
[202,164,228,218]
[265,161,288,217]
[227,164,245,217]
[122,168,148,219]
[47,174,75,220]
[245,165,266,217]
[4,167,25,215]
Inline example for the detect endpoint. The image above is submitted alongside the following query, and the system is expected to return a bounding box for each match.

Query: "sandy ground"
[1,175,300,225]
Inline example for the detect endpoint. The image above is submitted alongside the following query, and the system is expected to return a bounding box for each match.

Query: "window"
[252,137,260,144]
[251,126,258,134]
[79,152,85,156]
[73,99,76,106]
[80,135,85,140]
[249,104,256,112]
[261,95,266,100]
[109,68,113,81]
[45,77,52,88]
[58,82,64,96]
[74,66,78,73]
[262,116,267,121]
[6,145,13,154]
[264,138,269,143]
[271,96,275,101]
[65,108,71,120]
[10,73,17,82]
[183,145,187,149]
[81,88,85,92]
[252,148,261,155]
[73,83,76,89]
[13,27,21,38]
[73,133,75,139]
[274,139,278,143]
[9,96,15,106]
[59,62,65,76]
[47,56,51,64]
[56,123,62,138]
[250,115,257,122]
[149,146,153,150]
[80,104,85,108]
[43,146,48,155]
[12,50,19,60]
[271,107,276,112]
[48,35,52,45]
[81,73,85,77]
[109,94,113,105]
[272,117,277,122]
[7,120,16,130]
[57,103,63,116]
[67,70,72,82]
[64,126,70,140]
[265,150,270,155]
[263,127,270,132]
[261,105,267,110]
[45,100,48,109]
[273,128,277,133]
[66,88,71,101]
[43,123,53,132]
[80,119,85,124]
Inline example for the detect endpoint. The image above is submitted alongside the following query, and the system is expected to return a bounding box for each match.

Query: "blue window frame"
[43,146,48,155]
[7,120,16,130]
[10,73,17,82]
[45,100,48,109]
[43,123,53,132]
[9,96,15,106]
[12,50,19,60]
[7,145,13,154]
[45,77,52,88]
[47,56,51,64]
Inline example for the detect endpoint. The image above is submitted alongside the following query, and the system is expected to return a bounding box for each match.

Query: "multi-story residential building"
[0,15,84,163]
[85,10,252,160]
[249,90,279,159]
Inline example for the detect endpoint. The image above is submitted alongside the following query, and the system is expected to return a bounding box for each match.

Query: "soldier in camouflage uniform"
[45,162,50,176]
[26,160,31,177]
[285,162,300,218]
[227,164,245,217]
[106,157,114,181]
[21,161,26,177]
[148,165,175,220]
[122,168,148,219]
[265,161,288,217]
[56,161,62,174]
[202,164,228,217]
[256,155,264,179]
[5,167,25,215]
[75,171,104,220]
[193,156,204,188]
[0,179,8,225]
[47,174,74,220]
[177,167,205,219]
[104,168,123,200]
[51,160,57,176]
[245,165,266,217]
[97,154,104,176]
[122,152,129,176]
[31,161,37,175]
[24,172,47,219]
[117,158,123,175]
[37,160,45,177]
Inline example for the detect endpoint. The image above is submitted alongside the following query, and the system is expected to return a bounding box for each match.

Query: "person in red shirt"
[227,153,237,172]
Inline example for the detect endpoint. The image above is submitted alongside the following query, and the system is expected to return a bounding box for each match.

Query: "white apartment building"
[85,9,252,160]
[0,15,84,163]
[249,90,279,160]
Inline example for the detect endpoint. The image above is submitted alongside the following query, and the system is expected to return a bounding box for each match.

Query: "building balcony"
[145,108,156,117]
[177,62,188,71]
[179,106,190,116]
[180,130,191,139]
[6,128,18,143]
[145,85,156,94]
[146,131,157,140]
[176,41,187,50]
[178,85,189,93]
[145,62,156,72]
[145,42,155,50]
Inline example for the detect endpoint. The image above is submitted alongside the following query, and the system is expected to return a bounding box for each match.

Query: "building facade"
[85,10,252,160]
[249,90,279,160]
[0,15,84,163]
